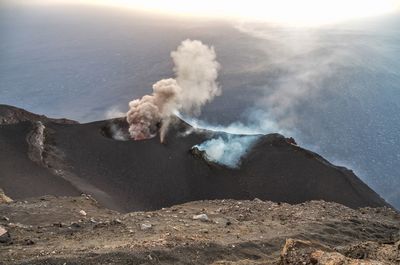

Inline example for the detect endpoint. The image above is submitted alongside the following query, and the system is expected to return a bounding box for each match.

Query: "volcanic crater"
[0,104,389,213]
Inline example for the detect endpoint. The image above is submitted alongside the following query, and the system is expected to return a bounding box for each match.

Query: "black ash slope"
[0,121,81,199]
[0,105,389,211]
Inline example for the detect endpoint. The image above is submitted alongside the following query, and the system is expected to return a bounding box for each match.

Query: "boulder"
[0,226,11,244]
[0,189,12,204]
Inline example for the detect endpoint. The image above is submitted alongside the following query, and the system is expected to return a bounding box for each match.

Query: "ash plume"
[127,39,220,142]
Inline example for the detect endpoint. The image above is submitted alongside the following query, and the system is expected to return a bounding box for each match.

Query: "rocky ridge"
[0,194,398,264]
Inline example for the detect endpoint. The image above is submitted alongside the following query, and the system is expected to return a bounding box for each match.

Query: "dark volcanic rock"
[0,105,389,212]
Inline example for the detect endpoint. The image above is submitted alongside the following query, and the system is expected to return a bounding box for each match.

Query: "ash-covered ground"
[0,195,399,265]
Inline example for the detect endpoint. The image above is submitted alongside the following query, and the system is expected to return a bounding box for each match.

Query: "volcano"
[0,104,389,212]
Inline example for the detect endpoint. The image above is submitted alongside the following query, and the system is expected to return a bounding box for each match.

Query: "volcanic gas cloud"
[126,39,220,142]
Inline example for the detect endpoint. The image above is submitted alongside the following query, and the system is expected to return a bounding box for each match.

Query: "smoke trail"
[234,22,351,129]
[126,39,220,142]
[179,109,289,135]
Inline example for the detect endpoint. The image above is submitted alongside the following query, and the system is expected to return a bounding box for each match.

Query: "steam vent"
[0,104,389,212]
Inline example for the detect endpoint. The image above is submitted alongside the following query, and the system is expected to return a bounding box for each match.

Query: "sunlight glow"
[29,0,400,26]
[101,0,399,25]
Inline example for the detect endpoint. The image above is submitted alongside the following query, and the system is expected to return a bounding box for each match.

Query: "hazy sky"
[14,0,400,26]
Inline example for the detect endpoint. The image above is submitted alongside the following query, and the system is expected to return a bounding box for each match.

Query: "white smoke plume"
[109,124,129,141]
[126,39,220,142]
[186,109,299,167]
[180,111,293,168]
[194,135,260,168]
